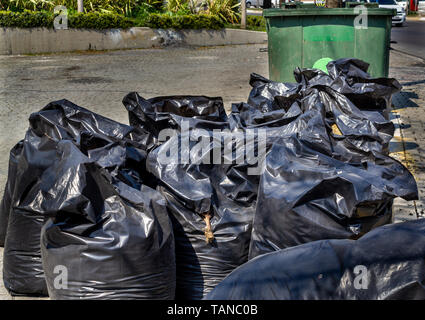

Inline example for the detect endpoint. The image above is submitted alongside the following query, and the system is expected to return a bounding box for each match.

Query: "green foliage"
[0,10,225,30]
[146,13,224,29]
[1,0,239,24]
[166,0,239,23]
[0,10,53,27]
[246,15,265,28]
[0,10,134,29]
[206,0,239,24]
[225,15,266,31]
[69,12,135,29]
[84,0,163,16]
[131,2,162,25]
[166,0,194,14]
[1,0,72,12]
[0,0,163,15]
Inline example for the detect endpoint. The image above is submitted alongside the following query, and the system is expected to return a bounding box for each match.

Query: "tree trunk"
[77,0,84,13]
[241,0,246,29]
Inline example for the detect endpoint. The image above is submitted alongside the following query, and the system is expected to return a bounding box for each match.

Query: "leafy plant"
[166,0,239,23]
[246,15,265,28]
[2,0,74,11]
[1,0,163,15]
[76,0,163,15]
[166,0,193,14]
[205,0,239,23]
[69,12,134,29]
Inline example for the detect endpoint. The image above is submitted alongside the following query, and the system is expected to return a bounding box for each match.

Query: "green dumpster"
[264,7,395,82]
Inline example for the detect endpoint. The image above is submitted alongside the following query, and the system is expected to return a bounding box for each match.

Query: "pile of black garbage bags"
[0,58,423,300]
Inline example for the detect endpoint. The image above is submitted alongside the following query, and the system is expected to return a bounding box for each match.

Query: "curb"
[0,27,267,55]
[406,16,425,21]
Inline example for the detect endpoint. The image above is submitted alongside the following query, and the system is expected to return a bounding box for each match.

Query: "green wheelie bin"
[263,6,395,82]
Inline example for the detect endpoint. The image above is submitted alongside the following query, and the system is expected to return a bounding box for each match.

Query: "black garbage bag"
[234,90,415,260]
[326,58,402,113]
[244,69,396,153]
[2,129,57,296]
[0,141,23,247]
[229,73,302,129]
[206,219,425,300]
[123,93,228,150]
[232,72,396,161]
[245,89,416,258]
[295,65,396,151]
[290,58,401,115]
[309,85,394,157]
[230,62,416,259]
[232,77,395,166]
[2,99,150,296]
[40,139,175,300]
[124,93,257,299]
[146,125,260,300]
[249,132,417,258]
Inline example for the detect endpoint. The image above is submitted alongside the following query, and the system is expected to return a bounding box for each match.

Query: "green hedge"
[226,15,266,31]
[0,10,225,30]
[246,16,265,28]
[69,12,134,29]
[146,14,225,30]
[0,11,134,29]
[0,10,53,28]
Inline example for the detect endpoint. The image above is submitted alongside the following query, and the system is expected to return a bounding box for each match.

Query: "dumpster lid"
[263,8,396,17]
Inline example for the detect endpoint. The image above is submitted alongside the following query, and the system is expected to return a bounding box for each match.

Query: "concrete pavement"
[0,44,423,299]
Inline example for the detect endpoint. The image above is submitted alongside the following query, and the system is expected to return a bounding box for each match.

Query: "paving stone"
[389,50,425,223]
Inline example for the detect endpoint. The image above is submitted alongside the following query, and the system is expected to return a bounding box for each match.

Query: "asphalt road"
[391,19,425,60]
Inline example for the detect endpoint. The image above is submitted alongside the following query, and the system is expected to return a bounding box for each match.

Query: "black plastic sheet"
[249,133,417,258]
[123,93,228,151]
[143,113,258,300]
[0,58,419,300]
[206,219,425,300]
[243,69,396,156]
[125,94,260,299]
[2,129,56,296]
[40,138,175,299]
[2,100,150,296]
[243,62,417,259]
[125,59,417,299]
[326,58,402,113]
[0,141,23,247]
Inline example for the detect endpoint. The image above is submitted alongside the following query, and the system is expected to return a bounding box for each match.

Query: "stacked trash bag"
[0,58,423,300]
